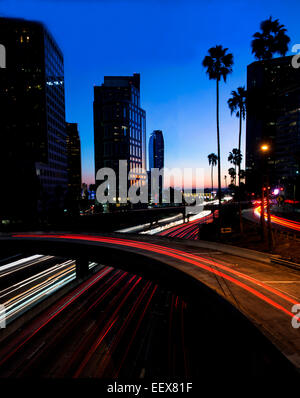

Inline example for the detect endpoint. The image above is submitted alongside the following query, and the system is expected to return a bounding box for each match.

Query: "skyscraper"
[149,130,164,203]
[0,17,67,219]
[246,56,300,197]
[93,73,146,203]
[149,130,164,170]
[66,123,82,200]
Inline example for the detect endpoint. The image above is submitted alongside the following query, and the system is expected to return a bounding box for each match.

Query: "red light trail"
[159,211,217,240]
[0,260,185,377]
[12,234,300,321]
[254,205,300,232]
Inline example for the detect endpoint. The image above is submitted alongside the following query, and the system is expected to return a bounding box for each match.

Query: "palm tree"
[228,87,247,187]
[239,169,246,180]
[203,45,234,216]
[228,148,242,185]
[251,17,290,60]
[228,167,236,185]
[208,153,218,195]
[224,175,227,189]
[228,148,243,232]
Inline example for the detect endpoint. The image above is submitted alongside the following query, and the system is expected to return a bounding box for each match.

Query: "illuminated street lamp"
[260,143,273,251]
[260,144,269,152]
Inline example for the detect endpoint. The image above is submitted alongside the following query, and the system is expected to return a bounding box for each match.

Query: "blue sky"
[1,0,299,186]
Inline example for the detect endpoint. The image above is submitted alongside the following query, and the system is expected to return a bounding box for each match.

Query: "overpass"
[0,232,299,380]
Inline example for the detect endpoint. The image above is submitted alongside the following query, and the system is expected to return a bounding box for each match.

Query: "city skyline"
[1,0,300,187]
[1,2,300,387]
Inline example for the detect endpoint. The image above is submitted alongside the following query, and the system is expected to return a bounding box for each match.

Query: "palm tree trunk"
[211,165,213,195]
[216,79,222,229]
[234,165,237,185]
[238,113,243,234]
[238,115,242,188]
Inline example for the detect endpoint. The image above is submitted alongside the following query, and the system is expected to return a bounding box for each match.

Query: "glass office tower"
[149,130,164,170]
[94,73,146,204]
[66,122,82,200]
[0,17,67,219]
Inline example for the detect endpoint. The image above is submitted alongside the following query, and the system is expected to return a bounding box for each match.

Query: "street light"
[260,144,269,152]
[260,143,273,251]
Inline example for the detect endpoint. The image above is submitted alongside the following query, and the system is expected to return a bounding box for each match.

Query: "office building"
[149,130,164,170]
[246,56,300,196]
[66,122,82,200]
[149,130,164,203]
[0,17,67,219]
[93,73,146,203]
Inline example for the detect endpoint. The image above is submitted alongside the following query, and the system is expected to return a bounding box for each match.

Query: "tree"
[227,86,246,187]
[224,175,228,189]
[228,167,236,185]
[239,169,246,180]
[228,148,243,232]
[228,148,242,185]
[203,45,234,220]
[251,17,290,60]
[208,153,218,195]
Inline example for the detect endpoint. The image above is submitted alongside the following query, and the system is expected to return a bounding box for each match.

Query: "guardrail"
[270,255,300,271]
[272,228,300,242]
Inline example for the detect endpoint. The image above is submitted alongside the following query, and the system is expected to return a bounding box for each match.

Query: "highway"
[241,202,300,234]
[157,201,300,239]
[254,203,300,232]
[158,212,217,240]
[0,233,299,380]
[0,265,192,378]
[0,254,98,325]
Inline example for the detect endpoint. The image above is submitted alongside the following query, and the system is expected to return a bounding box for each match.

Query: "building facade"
[0,17,67,219]
[149,130,164,170]
[246,56,300,197]
[148,130,164,203]
[66,123,82,200]
[93,73,146,203]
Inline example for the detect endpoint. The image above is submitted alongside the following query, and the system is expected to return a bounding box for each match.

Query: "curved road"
[244,204,300,234]
[1,232,300,374]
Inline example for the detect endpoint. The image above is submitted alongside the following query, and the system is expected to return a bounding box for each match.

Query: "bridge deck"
[0,232,300,371]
